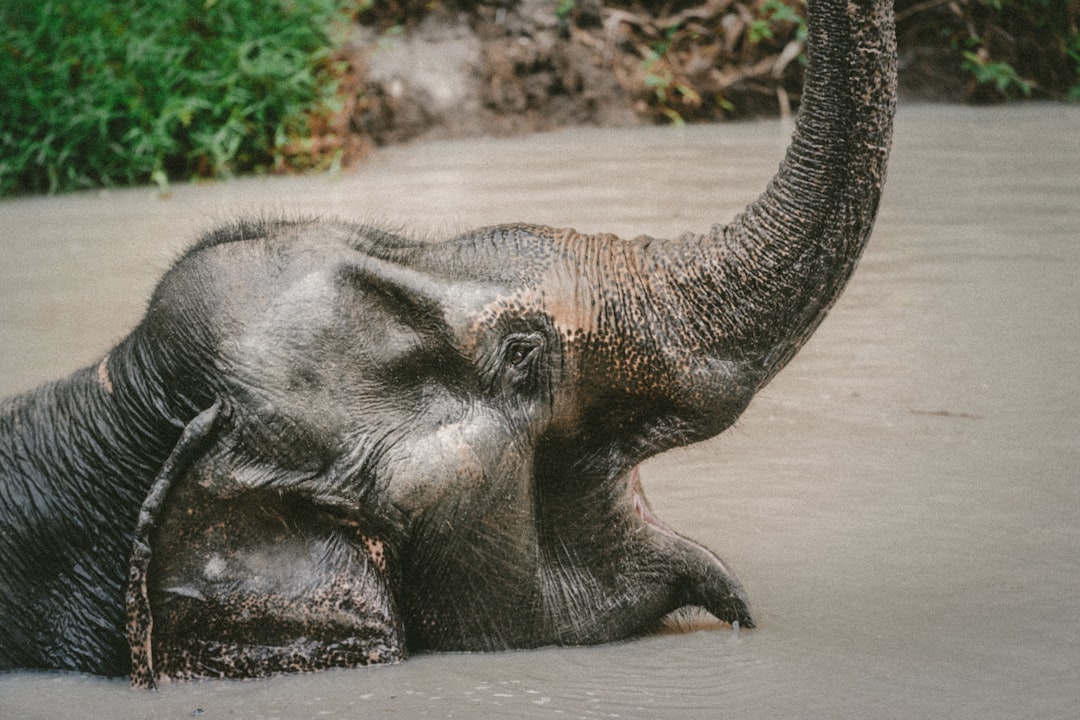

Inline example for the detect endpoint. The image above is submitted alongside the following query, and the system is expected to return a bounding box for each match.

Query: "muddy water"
[1,104,1078,718]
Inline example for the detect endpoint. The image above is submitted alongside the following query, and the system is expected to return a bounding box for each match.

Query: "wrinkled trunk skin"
[609,0,898,399]
[475,0,898,468]
[696,0,897,386]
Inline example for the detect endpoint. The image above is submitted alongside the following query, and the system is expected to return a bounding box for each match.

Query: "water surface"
[1,104,1078,719]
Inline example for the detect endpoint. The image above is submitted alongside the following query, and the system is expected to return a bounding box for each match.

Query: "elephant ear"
[126,401,404,688]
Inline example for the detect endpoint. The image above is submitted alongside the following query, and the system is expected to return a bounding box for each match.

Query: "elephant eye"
[503,333,544,389]
[508,343,536,368]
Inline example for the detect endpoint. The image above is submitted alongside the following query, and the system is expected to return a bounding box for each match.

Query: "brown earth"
[312,0,1078,166]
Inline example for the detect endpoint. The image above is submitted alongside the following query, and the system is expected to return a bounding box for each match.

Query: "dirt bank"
[324,0,810,164]
[316,0,1077,166]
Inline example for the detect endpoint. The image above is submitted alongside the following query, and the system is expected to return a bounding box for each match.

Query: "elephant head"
[0,0,896,685]
[122,0,895,684]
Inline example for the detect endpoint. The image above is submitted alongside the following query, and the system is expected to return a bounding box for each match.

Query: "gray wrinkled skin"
[0,0,895,686]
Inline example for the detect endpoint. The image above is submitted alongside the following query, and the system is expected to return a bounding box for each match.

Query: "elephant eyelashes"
[507,340,539,371]
[501,333,545,392]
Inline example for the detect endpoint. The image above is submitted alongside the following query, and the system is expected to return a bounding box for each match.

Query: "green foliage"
[640,24,702,126]
[945,0,1078,100]
[0,0,352,196]
[961,51,1032,96]
[750,0,807,45]
[1067,31,1080,100]
[632,0,806,125]
[555,0,576,22]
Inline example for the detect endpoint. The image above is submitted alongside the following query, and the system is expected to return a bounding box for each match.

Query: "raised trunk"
[656,0,897,389]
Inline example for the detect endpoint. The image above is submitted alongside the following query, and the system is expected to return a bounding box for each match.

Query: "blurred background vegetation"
[1,0,352,195]
[1,0,1077,196]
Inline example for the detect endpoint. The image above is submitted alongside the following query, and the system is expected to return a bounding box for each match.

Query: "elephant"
[0,0,896,686]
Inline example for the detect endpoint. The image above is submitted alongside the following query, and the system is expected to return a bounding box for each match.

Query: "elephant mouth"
[629,466,678,539]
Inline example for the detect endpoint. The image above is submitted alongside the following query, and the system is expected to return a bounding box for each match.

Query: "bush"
[0,0,351,196]
[897,0,1080,102]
